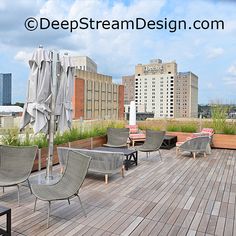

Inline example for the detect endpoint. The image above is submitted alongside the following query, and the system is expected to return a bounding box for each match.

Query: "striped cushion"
[129,133,146,139]
[126,125,139,134]
[201,128,214,136]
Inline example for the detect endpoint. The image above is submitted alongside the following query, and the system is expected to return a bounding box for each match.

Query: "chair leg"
[2,187,4,193]
[176,147,179,156]
[27,179,32,194]
[34,198,37,212]
[68,198,70,205]
[158,150,162,161]
[17,185,20,206]
[146,152,148,158]
[105,174,108,184]
[193,152,196,159]
[47,201,51,228]
[76,194,87,217]
[121,165,125,178]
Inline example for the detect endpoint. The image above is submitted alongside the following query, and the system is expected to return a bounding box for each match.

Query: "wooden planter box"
[166,131,193,142]
[32,135,107,172]
[32,143,69,172]
[212,134,236,149]
[69,135,107,149]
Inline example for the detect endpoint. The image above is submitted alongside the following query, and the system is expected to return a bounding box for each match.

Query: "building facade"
[0,73,12,105]
[134,59,198,118]
[175,72,198,118]
[135,59,177,118]
[72,69,124,120]
[122,75,135,105]
[71,56,97,73]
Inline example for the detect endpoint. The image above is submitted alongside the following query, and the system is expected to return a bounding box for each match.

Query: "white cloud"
[223,77,236,85]
[223,63,236,85]
[39,0,69,19]
[207,47,224,59]
[207,82,214,89]
[14,51,32,65]
[224,20,236,33]
[0,0,236,103]
[228,64,236,76]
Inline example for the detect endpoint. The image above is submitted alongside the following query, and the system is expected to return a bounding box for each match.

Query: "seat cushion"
[126,125,139,134]
[129,133,146,139]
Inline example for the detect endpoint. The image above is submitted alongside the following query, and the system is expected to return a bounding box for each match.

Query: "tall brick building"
[72,69,124,120]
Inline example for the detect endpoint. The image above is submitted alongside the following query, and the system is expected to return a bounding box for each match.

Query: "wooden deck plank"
[1,148,236,235]
[215,216,225,236]
[206,215,218,235]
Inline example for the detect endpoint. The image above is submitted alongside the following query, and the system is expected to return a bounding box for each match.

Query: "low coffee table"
[0,205,11,236]
[95,147,138,170]
[161,135,177,149]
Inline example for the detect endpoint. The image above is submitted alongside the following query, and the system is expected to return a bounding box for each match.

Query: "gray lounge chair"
[31,149,91,228]
[0,145,37,206]
[103,128,129,148]
[176,136,210,159]
[135,130,165,160]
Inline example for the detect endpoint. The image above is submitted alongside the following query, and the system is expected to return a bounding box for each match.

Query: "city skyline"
[0,0,235,104]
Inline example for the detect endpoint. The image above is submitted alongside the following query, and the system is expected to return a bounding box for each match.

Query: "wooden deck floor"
[1,148,236,235]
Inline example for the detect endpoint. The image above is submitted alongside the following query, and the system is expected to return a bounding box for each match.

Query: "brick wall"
[72,76,84,119]
[118,85,124,120]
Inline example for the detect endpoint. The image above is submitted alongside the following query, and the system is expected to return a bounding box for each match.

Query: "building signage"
[144,65,164,74]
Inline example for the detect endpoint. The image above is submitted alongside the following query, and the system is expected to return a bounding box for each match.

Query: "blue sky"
[0,0,235,104]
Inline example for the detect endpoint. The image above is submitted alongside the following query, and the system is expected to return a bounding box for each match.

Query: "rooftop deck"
[1,148,236,235]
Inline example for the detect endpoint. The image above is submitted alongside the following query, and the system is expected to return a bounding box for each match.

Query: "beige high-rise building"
[175,72,198,118]
[135,59,177,118]
[71,56,97,73]
[122,75,135,105]
[134,59,198,118]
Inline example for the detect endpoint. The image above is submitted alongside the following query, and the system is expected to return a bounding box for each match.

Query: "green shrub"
[1,120,129,148]
[54,132,66,145]
[166,124,197,133]
[166,125,181,132]
[211,103,228,133]
[20,132,32,146]
[181,124,197,133]
[1,129,20,146]
[222,124,236,135]
[33,134,48,148]
[137,122,161,131]
[68,127,80,141]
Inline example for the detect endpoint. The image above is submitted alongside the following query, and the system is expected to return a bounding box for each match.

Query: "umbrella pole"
[46,51,60,180]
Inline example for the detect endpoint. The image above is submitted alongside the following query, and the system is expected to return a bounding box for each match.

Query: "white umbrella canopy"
[20,47,52,134]
[55,55,75,133]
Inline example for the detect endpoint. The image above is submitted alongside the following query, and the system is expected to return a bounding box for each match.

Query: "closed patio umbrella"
[20,47,74,180]
[55,54,75,133]
[20,47,51,134]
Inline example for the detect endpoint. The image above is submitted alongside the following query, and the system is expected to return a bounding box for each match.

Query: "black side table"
[0,206,11,236]
[161,135,177,149]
